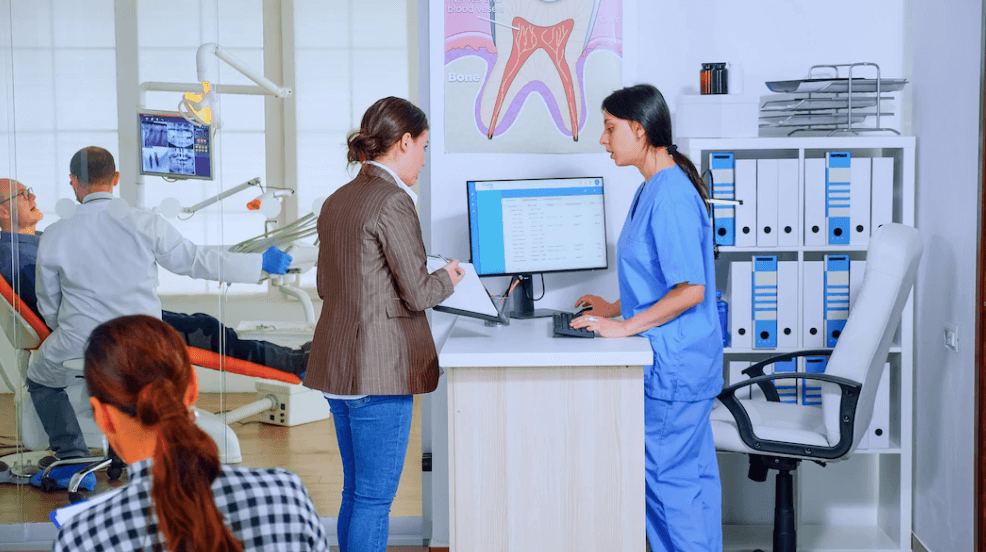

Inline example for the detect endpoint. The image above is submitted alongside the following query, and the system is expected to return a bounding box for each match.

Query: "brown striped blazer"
[302,163,454,395]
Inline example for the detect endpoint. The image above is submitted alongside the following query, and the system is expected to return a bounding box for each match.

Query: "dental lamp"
[178,43,292,129]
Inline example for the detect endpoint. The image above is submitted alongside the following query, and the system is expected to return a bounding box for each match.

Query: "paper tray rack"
[760,62,905,136]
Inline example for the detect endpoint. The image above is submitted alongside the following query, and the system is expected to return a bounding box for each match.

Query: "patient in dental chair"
[0,177,309,378]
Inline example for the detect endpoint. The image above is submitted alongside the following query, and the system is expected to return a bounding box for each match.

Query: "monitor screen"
[138,110,214,180]
[467,176,607,276]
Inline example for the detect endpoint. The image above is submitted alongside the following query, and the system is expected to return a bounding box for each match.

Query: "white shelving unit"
[681,136,915,552]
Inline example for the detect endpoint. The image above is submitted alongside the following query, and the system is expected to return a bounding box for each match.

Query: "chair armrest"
[716,371,861,460]
[739,349,833,402]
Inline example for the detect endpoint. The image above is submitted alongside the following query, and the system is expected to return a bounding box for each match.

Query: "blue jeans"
[327,395,413,552]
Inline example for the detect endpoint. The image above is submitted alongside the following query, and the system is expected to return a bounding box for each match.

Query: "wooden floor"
[0,392,423,523]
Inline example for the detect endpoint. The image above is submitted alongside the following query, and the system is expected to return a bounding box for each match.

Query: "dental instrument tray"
[759,62,907,136]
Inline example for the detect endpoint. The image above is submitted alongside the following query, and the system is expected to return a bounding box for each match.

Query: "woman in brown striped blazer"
[303,97,463,552]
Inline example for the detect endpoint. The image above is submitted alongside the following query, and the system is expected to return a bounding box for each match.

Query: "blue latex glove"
[262,246,292,275]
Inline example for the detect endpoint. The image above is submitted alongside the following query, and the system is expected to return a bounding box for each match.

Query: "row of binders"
[710,151,894,247]
[727,358,891,449]
[728,255,866,349]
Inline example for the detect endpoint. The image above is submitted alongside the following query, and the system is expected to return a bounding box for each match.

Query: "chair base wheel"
[68,491,85,504]
[40,476,56,493]
[108,465,123,480]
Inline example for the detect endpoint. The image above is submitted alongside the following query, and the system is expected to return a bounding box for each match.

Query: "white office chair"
[710,223,922,552]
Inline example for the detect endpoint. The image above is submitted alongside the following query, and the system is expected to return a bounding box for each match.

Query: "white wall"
[908,1,981,551]
[421,0,911,547]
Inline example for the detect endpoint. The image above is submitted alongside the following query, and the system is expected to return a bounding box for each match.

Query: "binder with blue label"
[801,356,828,406]
[773,357,798,404]
[711,152,735,246]
[826,151,851,245]
[824,254,851,347]
[753,255,778,348]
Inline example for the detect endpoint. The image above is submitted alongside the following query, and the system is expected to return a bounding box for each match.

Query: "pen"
[504,276,520,297]
[429,253,451,264]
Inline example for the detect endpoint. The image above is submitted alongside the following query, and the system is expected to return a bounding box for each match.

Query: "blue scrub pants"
[327,395,413,552]
[645,396,722,552]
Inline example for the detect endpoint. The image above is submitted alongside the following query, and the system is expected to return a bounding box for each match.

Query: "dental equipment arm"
[180,177,263,215]
[180,43,293,128]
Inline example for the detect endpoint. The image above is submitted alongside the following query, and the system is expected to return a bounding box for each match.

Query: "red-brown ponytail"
[84,315,243,552]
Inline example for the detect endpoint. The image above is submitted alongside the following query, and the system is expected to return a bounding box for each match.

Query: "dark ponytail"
[347,96,428,164]
[85,315,243,552]
[601,84,708,201]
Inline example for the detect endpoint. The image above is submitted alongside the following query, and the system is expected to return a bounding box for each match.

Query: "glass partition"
[0,0,420,544]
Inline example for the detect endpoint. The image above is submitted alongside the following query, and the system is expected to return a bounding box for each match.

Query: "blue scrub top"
[617,165,723,401]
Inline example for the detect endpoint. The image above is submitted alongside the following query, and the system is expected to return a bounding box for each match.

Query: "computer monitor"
[467,176,607,318]
[138,110,214,180]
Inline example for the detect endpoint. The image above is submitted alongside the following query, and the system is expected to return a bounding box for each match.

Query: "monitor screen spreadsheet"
[467,177,607,276]
[138,111,213,180]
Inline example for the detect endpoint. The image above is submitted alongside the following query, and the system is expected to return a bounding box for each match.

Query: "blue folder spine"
[824,254,851,347]
[801,356,829,406]
[753,255,778,348]
[774,357,798,404]
[711,152,735,246]
[826,151,851,245]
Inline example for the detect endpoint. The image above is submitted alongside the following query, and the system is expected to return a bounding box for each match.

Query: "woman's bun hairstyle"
[347,96,428,164]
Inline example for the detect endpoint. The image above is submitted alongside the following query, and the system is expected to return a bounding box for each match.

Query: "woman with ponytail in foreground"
[570,84,723,551]
[53,315,330,552]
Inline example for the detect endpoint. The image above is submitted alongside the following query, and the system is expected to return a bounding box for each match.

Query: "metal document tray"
[765,78,907,94]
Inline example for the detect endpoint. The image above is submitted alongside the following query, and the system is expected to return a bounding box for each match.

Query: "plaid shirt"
[53,458,331,551]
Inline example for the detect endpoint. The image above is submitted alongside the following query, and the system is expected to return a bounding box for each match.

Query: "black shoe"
[38,455,57,469]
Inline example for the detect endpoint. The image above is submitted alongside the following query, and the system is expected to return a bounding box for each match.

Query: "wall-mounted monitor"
[138,110,214,180]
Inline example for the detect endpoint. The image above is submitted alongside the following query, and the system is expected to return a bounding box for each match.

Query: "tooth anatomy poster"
[444,0,623,153]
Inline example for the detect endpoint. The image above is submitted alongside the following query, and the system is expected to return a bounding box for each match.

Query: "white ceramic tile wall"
[216,0,263,48]
[137,0,201,48]
[9,133,58,207]
[294,50,352,132]
[10,0,53,47]
[352,0,407,49]
[10,50,55,131]
[52,0,115,48]
[351,49,409,121]
[53,49,119,130]
[138,49,201,84]
[295,0,350,49]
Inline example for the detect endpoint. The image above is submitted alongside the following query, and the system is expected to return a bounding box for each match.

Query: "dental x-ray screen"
[467,177,608,276]
[139,110,213,179]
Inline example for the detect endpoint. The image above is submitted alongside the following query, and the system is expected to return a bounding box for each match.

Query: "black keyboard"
[552,311,595,338]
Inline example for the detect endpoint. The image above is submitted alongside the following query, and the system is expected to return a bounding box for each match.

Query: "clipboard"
[427,256,502,322]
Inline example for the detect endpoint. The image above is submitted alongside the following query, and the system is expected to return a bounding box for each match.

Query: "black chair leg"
[773,468,796,552]
[749,455,802,552]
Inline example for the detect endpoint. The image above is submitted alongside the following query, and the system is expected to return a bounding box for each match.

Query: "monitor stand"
[509,274,563,319]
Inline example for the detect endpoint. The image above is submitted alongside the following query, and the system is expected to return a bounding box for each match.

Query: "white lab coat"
[30,192,262,388]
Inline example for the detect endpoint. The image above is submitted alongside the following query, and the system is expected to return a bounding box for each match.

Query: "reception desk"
[439,316,653,552]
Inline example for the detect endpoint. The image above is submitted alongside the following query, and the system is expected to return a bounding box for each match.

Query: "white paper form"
[427,257,500,320]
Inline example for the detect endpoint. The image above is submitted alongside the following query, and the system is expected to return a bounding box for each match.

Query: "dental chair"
[0,274,303,502]
[710,223,922,552]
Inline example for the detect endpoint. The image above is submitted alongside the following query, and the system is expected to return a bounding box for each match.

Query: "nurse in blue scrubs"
[571,84,723,552]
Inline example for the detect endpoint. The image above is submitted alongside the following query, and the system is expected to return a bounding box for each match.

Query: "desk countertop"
[438,315,653,368]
